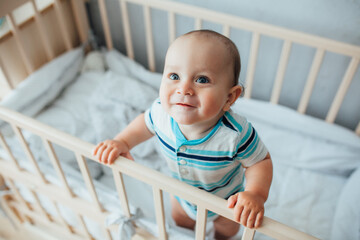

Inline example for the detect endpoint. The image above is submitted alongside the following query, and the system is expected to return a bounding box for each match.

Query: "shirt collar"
[170,116,223,149]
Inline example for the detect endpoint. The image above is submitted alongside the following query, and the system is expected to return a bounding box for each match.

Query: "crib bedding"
[1,48,360,240]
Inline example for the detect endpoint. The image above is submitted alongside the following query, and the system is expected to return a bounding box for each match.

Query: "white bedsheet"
[1,49,360,240]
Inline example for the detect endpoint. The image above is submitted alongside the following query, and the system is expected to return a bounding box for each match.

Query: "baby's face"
[159,35,234,127]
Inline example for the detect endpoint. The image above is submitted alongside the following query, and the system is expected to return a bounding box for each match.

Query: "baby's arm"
[227,153,273,229]
[93,113,154,164]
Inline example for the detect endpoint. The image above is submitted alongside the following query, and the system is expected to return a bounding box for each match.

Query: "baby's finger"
[92,142,104,156]
[108,149,120,165]
[233,204,244,222]
[240,207,251,227]
[101,146,113,164]
[227,194,237,208]
[254,210,264,228]
[96,145,107,162]
[246,211,257,229]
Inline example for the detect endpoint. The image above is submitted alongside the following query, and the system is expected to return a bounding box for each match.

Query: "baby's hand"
[92,139,133,164]
[227,191,265,229]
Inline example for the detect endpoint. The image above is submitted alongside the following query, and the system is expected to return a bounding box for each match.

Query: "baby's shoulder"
[222,110,249,134]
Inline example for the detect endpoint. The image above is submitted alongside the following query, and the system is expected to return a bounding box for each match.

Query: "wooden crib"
[0,0,359,240]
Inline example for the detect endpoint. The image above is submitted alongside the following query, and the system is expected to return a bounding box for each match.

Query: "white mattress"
[1,48,360,240]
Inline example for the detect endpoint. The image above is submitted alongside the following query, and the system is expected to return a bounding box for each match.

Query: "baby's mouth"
[176,103,194,108]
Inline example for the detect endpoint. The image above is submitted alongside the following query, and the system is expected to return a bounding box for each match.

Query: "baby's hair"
[183,29,242,89]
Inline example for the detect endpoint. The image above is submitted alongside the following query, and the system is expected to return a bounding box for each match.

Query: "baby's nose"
[176,81,194,96]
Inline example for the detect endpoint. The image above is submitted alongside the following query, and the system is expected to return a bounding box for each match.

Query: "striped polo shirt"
[144,99,268,219]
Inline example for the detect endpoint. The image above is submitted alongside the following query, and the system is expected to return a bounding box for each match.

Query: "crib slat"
[53,201,75,234]
[99,0,113,50]
[297,48,325,114]
[70,0,90,44]
[326,57,359,123]
[222,24,230,38]
[356,122,360,136]
[54,0,73,51]
[6,178,33,223]
[75,153,103,212]
[0,130,21,170]
[144,5,156,72]
[195,206,207,240]
[77,214,93,240]
[242,227,256,240]
[42,138,74,197]
[30,190,52,221]
[30,0,55,61]
[120,0,134,59]
[168,11,176,44]
[244,32,260,98]
[195,18,202,30]
[271,40,292,104]
[102,228,113,240]
[112,169,131,218]
[152,187,167,240]
[6,13,34,74]
[0,51,14,90]
[11,125,47,183]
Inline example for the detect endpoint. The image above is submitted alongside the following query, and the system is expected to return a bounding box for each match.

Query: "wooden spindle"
[31,0,55,60]
[6,13,34,74]
[75,153,103,212]
[144,5,156,72]
[195,206,207,240]
[120,0,134,59]
[326,57,359,123]
[11,124,47,183]
[153,187,167,240]
[112,169,131,218]
[99,0,113,50]
[168,11,176,44]
[271,40,292,104]
[297,48,325,114]
[244,32,260,98]
[54,0,73,50]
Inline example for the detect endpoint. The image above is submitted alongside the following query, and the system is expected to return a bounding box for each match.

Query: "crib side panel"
[0,0,89,100]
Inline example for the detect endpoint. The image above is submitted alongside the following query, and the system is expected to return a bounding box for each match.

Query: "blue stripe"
[173,164,241,192]
[222,115,237,131]
[156,133,175,152]
[236,133,260,160]
[225,111,243,132]
[186,148,237,157]
[237,127,255,154]
[178,152,233,162]
[148,109,154,125]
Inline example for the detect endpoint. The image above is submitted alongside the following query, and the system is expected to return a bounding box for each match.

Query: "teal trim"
[225,111,243,132]
[170,116,223,149]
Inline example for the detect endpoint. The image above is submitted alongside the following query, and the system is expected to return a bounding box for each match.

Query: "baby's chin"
[170,113,198,125]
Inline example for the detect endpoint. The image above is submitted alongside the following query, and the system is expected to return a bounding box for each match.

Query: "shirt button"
[179,146,187,152]
[179,159,187,165]
[180,168,188,174]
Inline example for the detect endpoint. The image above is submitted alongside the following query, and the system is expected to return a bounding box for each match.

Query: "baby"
[93,30,272,239]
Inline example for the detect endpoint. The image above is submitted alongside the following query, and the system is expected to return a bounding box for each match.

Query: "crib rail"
[0,107,319,240]
[96,0,360,135]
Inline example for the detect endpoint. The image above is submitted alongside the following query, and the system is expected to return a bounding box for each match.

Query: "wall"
[88,0,360,130]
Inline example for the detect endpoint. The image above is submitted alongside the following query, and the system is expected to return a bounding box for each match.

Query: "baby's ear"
[223,85,242,111]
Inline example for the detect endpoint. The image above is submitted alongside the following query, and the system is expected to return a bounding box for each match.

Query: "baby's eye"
[169,73,179,80]
[195,76,209,84]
